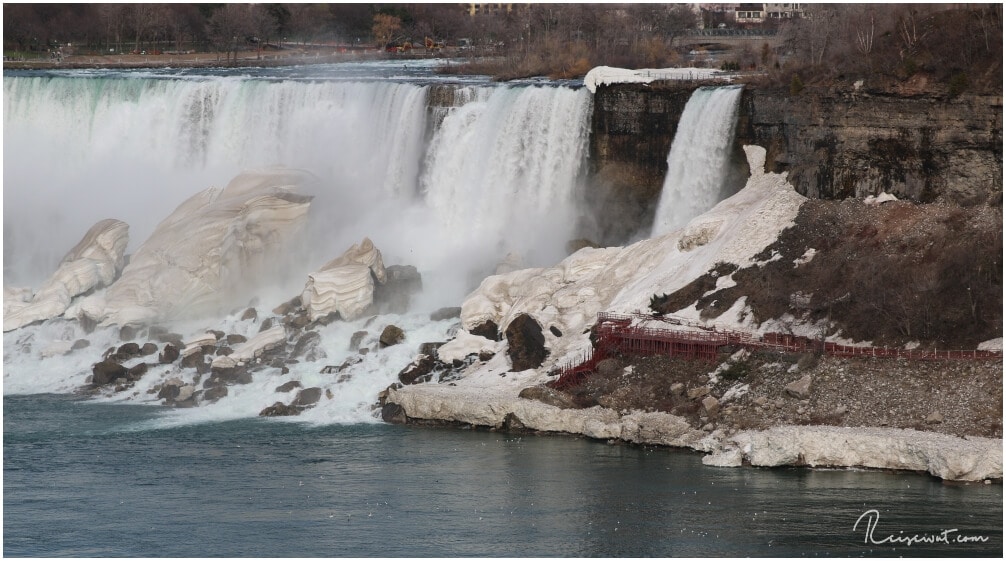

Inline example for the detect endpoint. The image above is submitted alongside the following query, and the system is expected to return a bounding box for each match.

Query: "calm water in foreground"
[4,394,1002,557]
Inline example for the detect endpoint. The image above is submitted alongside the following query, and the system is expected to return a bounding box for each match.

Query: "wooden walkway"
[548,312,1002,391]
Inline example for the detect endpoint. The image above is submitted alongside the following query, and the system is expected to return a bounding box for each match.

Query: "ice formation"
[300,238,387,322]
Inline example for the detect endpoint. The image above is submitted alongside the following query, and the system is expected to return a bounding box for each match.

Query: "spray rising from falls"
[650,86,743,237]
[3,72,593,423]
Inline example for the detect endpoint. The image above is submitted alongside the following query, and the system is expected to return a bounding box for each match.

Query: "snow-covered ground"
[583,65,732,93]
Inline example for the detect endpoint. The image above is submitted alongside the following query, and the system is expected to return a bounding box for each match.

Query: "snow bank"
[97,169,313,326]
[584,66,729,93]
[4,219,128,332]
[704,425,1002,482]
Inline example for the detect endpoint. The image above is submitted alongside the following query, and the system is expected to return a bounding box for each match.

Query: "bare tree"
[372,13,401,49]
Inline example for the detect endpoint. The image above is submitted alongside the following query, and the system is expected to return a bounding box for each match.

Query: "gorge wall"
[588,82,1003,245]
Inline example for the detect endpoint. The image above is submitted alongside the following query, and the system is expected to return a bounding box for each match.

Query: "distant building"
[764,3,804,19]
[698,3,802,28]
[735,3,766,23]
[465,3,512,17]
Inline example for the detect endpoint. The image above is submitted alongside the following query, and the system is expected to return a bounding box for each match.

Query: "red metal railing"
[547,312,1003,390]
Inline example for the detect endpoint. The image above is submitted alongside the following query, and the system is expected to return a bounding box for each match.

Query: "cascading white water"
[2,71,593,422]
[650,85,743,237]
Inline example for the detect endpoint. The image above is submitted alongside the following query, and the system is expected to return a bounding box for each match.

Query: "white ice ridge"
[4,219,128,332]
[459,145,804,366]
[583,66,730,93]
[301,238,387,322]
[97,169,314,327]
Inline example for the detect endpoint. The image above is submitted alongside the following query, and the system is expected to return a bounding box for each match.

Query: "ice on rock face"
[98,169,314,327]
[4,219,129,332]
[301,238,387,322]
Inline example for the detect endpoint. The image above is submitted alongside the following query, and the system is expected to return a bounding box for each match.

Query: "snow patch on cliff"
[584,66,730,93]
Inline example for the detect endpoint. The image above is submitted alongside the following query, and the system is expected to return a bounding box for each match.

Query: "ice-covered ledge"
[388,383,1002,482]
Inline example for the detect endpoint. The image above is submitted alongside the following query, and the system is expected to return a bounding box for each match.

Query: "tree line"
[4,4,1001,90]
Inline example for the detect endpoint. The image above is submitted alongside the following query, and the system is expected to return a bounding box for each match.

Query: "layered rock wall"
[589,82,1003,243]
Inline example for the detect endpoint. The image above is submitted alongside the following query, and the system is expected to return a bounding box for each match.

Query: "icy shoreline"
[386,382,1003,482]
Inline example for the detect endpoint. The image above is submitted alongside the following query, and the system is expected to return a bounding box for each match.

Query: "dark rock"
[549,326,563,337]
[159,344,180,364]
[216,346,233,356]
[208,330,225,341]
[140,342,158,356]
[154,332,184,348]
[309,312,340,328]
[226,334,247,345]
[373,264,423,314]
[359,348,369,355]
[418,342,445,359]
[119,325,139,342]
[259,317,274,333]
[157,384,180,400]
[505,314,549,372]
[518,385,577,409]
[91,360,128,386]
[381,403,408,424]
[276,380,302,393]
[596,357,625,378]
[430,307,462,321]
[240,307,258,322]
[478,350,496,362]
[272,296,302,316]
[114,342,142,361]
[470,320,499,341]
[502,412,527,432]
[398,354,437,385]
[78,314,98,334]
[292,331,325,362]
[292,387,323,407]
[102,346,116,360]
[203,385,228,402]
[259,402,301,417]
[126,362,148,381]
[181,351,205,369]
[285,313,311,331]
[379,325,405,348]
[349,330,368,351]
[71,339,90,351]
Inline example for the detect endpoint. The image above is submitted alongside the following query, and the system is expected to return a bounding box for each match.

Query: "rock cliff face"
[588,82,1003,244]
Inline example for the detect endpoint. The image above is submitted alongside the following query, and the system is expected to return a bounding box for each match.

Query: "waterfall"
[650,85,743,237]
[3,76,591,291]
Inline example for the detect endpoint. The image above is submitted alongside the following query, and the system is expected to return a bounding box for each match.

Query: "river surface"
[4,394,1001,557]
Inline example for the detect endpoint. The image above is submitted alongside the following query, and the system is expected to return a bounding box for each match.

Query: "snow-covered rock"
[4,219,129,332]
[583,66,729,93]
[864,192,898,205]
[458,145,805,367]
[300,238,387,322]
[211,325,286,368]
[98,169,313,327]
[978,338,1002,351]
[704,426,1002,482]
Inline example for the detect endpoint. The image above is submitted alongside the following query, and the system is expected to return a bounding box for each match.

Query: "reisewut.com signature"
[854,509,991,547]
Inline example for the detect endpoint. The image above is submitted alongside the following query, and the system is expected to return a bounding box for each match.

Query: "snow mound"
[96,169,313,327]
[584,66,730,93]
[4,219,129,332]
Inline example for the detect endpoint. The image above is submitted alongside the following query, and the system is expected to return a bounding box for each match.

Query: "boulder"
[701,396,720,416]
[470,320,499,341]
[379,325,405,348]
[398,354,437,385]
[276,380,302,393]
[126,362,148,381]
[71,339,90,351]
[292,387,323,407]
[373,264,423,314]
[430,307,462,321]
[119,325,139,342]
[517,385,578,409]
[240,307,258,322]
[259,317,274,332]
[670,382,685,396]
[291,331,325,362]
[159,343,180,364]
[784,375,813,399]
[157,384,180,400]
[349,330,368,351]
[381,402,408,424]
[505,314,549,372]
[478,350,495,362]
[549,326,563,337]
[259,402,301,417]
[91,360,127,386]
[226,334,247,345]
[203,385,228,402]
[687,386,711,400]
[140,342,158,356]
[273,296,302,316]
[418,342,445,359]
[114,342,142,361]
